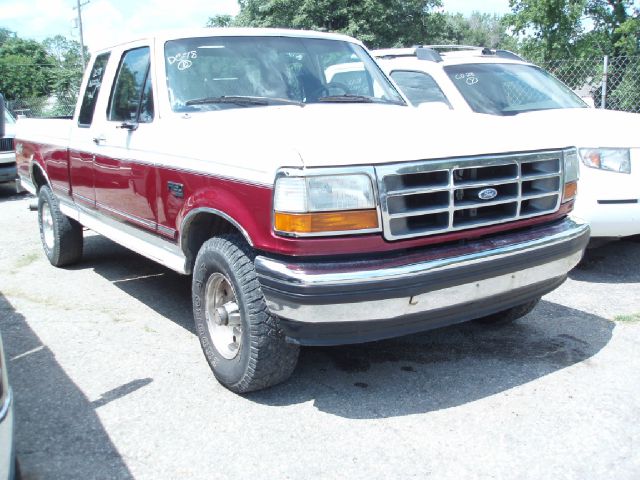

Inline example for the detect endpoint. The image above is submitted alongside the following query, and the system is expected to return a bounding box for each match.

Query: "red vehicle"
[13,29,589,393]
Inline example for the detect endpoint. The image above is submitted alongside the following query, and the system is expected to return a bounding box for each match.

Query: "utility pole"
[73,0,90,70]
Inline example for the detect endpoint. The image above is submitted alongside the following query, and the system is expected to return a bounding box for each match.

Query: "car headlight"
[273,172,380,236]
[579,148,631,174]
[562,149,579,203]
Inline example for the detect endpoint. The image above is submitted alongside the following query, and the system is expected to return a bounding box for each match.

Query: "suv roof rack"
[372,45,525,63]
[373,47,443,62]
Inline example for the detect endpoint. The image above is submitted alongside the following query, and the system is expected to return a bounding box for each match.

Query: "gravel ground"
[1,182,639,480]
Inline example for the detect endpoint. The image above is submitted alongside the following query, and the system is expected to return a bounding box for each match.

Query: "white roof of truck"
[94,28,362,52]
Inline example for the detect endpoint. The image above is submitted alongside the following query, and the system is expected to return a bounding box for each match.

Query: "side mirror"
[0,93,5,138]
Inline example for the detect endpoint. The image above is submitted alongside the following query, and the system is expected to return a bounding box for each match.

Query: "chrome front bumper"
[255,217,590,345]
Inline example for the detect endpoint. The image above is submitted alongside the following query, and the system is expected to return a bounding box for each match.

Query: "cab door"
[91,46,158,232]
[69,52,111,208]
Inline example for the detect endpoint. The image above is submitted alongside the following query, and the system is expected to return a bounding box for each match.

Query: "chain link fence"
[7,97,76,118]
[540,55,640,113]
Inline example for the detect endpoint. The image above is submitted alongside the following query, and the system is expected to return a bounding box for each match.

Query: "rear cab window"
[78,52,111,127]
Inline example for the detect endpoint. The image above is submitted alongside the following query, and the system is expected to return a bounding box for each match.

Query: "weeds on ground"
[614,313,640,323]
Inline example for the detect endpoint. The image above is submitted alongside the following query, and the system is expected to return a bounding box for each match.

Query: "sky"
[0,0,514,52]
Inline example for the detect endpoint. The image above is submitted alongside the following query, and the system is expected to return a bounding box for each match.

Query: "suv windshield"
[165,36,404,112]
[444,63,587,115]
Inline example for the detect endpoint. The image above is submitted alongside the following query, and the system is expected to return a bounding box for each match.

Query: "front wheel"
[37,185,83,267]
[474,298,540,326]
[192,235,299,393]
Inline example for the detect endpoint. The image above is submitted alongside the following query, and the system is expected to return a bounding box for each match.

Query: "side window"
[78,52,111,127]
[108,47,153,123]
[390,70,451,107]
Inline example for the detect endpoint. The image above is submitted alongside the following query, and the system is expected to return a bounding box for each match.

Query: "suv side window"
[390,70,451,107]
[108,47,153,123]
[78,52,111,127]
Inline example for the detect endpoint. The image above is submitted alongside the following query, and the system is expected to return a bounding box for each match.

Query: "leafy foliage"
[221,0,444,48]
[505,0,639,61]
[0,29,85,115]
[0,35,55,99]
[430,12,517,49]
[42,35,87,102]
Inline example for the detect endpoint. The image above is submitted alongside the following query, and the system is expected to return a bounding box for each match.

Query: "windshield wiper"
[185,96,303,107]
[317,95,404,105]
[318,94,375,103]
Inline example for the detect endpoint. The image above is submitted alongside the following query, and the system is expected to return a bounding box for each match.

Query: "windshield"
[4,109,15,124]
[444,63,587,115]
[165,36,404,112]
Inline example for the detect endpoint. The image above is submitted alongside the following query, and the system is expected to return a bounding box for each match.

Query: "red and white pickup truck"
[12,28,589,392]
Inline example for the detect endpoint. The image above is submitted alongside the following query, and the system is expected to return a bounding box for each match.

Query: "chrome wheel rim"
[41,202,55,250]
[204,273,242,360]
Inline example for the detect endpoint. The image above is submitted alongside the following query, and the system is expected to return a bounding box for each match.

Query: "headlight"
[579,148,631,174]
[562,149,579,203]
[273,172,379,236]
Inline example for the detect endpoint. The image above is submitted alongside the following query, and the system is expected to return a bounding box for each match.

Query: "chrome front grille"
[0,138,14,152]
[375,151,564,241]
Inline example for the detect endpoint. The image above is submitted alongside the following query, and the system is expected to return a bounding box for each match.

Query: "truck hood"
[176,104,574,170]
[508,108,640,149]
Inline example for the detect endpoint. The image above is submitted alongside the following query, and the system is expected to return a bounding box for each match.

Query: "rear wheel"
[475,298,540,326]
[192,234,299,393]
[37,185,83,267]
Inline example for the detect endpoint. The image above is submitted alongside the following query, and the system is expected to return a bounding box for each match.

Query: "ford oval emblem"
[478,188,498,201]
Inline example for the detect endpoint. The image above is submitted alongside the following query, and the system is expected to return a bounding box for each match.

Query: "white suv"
[374,46,640,238]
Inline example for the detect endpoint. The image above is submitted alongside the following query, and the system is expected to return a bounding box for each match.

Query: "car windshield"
[444,63,587,115]
[165,36,405,112]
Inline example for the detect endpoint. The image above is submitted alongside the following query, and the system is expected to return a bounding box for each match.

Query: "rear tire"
[475,298,540,326]
[37,185,83,267]
[192,234,299,393]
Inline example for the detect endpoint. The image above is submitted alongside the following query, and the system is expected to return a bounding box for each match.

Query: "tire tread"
[193,234,299,393]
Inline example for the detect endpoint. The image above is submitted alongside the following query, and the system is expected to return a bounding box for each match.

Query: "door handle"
[93,135,106,144]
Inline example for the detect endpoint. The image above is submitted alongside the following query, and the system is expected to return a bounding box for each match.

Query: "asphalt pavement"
[1,182,639,479]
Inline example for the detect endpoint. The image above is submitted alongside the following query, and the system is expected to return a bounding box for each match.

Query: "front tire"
[192,235,299,393]
[37,185,83,267]
[474,298,540,326]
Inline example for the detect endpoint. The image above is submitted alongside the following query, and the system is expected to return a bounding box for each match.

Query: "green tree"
[207,14,234,27]
[432,12,512,48]
[505,0,638,60]
[42,35,87,103]
[0,27,15,46]
[0,36,55,100]
[585,0,637,55]
[214,0,443,48]
[505,0,587,62]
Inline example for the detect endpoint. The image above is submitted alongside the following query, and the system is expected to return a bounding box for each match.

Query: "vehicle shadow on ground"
[76,234,194,334]
[77,234,614,419]
[249,301,613,418]
[571,238,640,283]
[0,292,134,479]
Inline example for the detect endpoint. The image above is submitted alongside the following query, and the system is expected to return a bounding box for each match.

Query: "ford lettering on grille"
[375,151,566,240]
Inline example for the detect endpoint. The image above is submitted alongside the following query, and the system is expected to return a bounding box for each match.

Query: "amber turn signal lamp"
[274,210,379,234]
[562,181,577,203]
